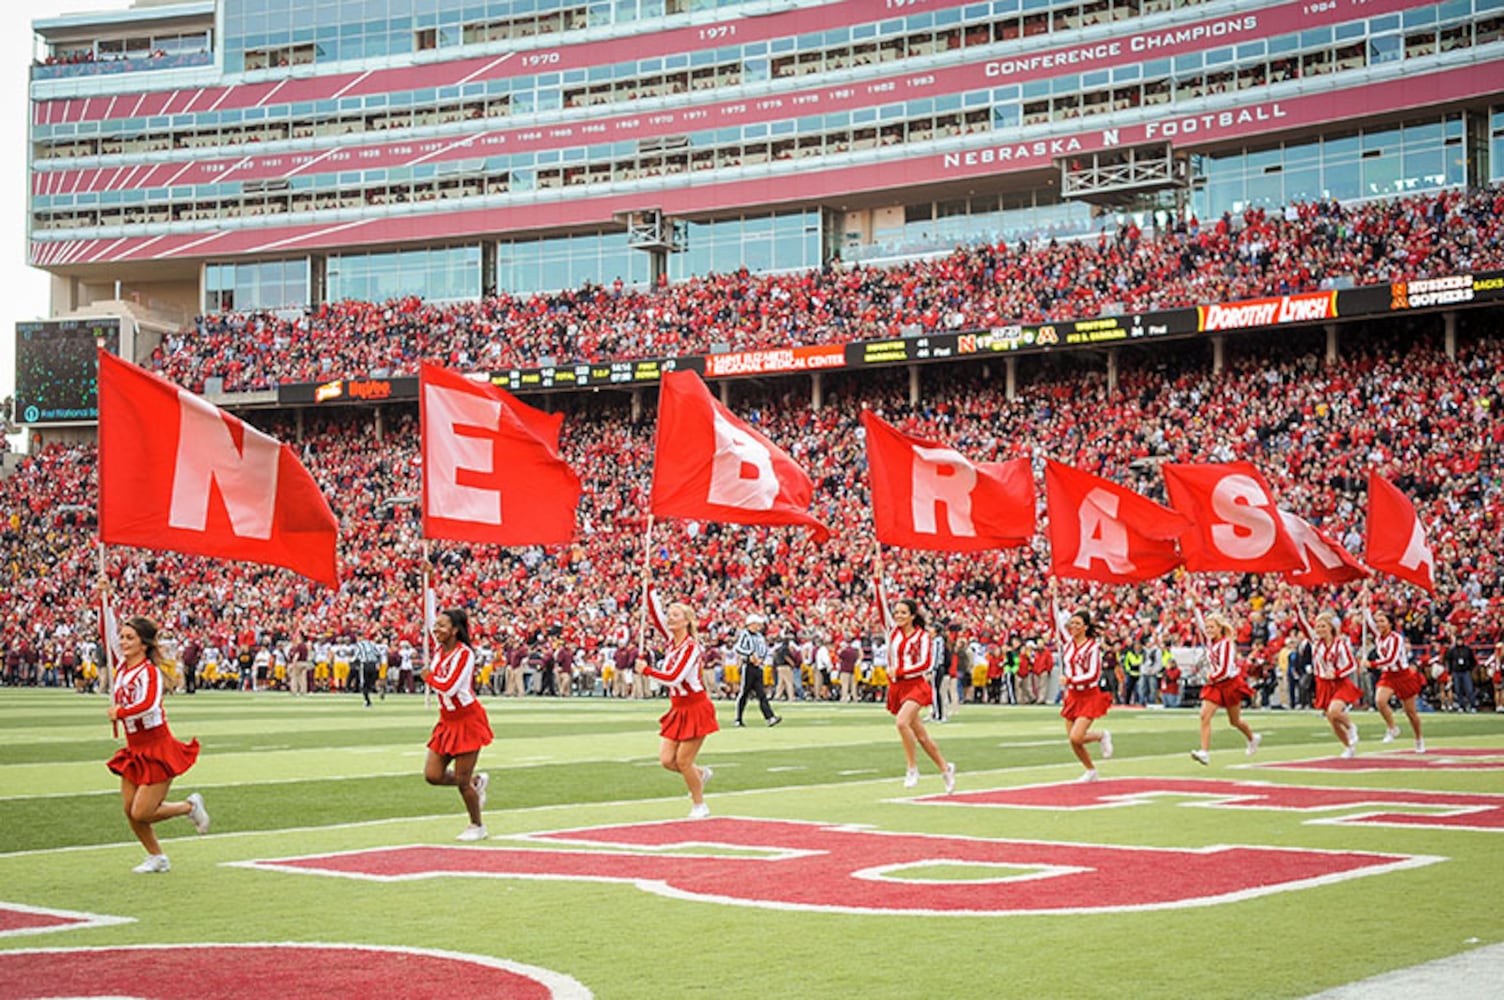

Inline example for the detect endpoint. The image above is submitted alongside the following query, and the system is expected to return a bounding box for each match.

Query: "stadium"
[2,0,1503,997]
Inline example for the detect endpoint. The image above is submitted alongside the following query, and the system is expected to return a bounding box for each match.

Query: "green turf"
[2,688,1501,999]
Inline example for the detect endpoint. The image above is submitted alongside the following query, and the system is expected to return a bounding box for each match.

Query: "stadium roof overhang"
[33,1,215,39]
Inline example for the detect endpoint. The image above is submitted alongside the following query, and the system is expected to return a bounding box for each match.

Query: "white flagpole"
[637,515,654,661]
[97,540,119,738]
[422,539,435,708]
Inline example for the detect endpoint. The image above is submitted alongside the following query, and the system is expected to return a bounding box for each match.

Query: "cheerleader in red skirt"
[1185,583,1259,766]
[1293,597,1363,758]
[106,615,209,873]
[873,553,955,793]
[638,571,719,818]
[1051,578,1113,782]
[1364,590,1425,753]
[423,607,493,841]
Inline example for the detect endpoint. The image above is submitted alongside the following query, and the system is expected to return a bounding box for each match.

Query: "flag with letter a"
[420,362,581,545]
[1044,459,1186,582]
[649,369,829,540]
[1365,472,1435,592]
[861,410,1032,550]
[97,349,339,587]
[1163,462,1302,573]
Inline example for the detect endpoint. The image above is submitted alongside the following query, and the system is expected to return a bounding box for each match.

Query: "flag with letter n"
[97,349,339,587]
[420,362,581,546]
[649,369,829,540]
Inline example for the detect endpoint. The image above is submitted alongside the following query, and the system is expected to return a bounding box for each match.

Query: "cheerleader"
[422,607,492,841]
[1364,591,1425,753]
[874,553,956,793]
[1293,596,1362,757]
[106,615,209,873]
[638,571,719,818]
[1051,578,1113,781]
[1185,584,1260,765]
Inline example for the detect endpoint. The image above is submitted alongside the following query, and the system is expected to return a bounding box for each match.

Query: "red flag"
[97,350,339,587]
[421,362,580,545]
[1365,472,1435,592]
[1044,459,1187,582]
[1280,510,1370,588]
[650,370,829,540]
[1163,462,1303,573]
[861,411,1032,550]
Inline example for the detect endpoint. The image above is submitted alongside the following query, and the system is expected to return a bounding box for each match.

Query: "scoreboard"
[14,319,120,425]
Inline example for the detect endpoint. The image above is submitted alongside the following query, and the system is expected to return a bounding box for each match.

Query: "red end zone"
[1256,747,1504,772]
[0,902,130,939]
[0,943,591,1000]
[917,777,1504,831]
[237,817,1437,915]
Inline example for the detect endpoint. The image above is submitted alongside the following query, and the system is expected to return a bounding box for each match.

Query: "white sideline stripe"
[0,748,1397,861]
[1305,942,1504,1000]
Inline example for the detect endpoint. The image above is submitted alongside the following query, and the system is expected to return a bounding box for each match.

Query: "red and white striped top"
[1312,637,1357,680]
[1363,610,1408,672]
[642,581,707,697]
[876,580,932,682]
[428,644,478,713]
[1192,606,1240,684]
[1053,600,1101,690]
[113,659,166,733]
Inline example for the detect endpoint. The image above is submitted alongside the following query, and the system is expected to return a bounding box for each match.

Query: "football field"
[1,689,1501,999]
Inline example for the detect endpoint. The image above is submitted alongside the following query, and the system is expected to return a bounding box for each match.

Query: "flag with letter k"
[97,349,339,587]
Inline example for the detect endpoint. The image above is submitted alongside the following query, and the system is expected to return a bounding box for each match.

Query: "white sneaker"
[1382,726,1400,744]
[1246,733,1262,757]
[455,824,488,842]
[1190,749,1210,766]
[1100,731,1114,760]
[1347,726,1360,749]
[1340,743,1356,759]
[699,765,713,788]
[472,772,490,812]
[1079,769,1100,783]
[186,792,210,835]
[688,802,710,819]
[903,768,920,789]
[942,762,956,795]
[1415,740,1426,754]
[132,854,170,874]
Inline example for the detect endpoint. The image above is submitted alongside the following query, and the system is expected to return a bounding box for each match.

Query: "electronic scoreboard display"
[13,319,120,425]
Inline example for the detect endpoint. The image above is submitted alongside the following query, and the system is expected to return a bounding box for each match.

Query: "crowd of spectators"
[5,314,1503,714]
[148,185,1504,393]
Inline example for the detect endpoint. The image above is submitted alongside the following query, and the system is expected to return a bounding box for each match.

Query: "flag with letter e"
[1044,459,1186,582]
[97,349,339,587]
[420,362,580,545]
[862,410,1032,550]
[1364,472,1435,592]
[649,369,829,540]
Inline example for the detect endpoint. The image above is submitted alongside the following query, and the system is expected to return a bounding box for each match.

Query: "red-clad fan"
[874,551,955,794]
[1292,593,1364,758]
[1185,580,1260,766]
[1051,578,1114,782]
[638,569,719,818]
[1364,589,1426,753]
[422,607,492,841]
[104,611,209,874]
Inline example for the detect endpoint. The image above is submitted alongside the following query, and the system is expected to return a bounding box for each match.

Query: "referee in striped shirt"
[734,614,781,728]
[354,636,384,708]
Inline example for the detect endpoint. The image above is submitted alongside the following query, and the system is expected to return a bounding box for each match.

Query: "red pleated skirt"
[1201,675,1255,708]
[107,726,200,786]
[1314,676,1363,710]
[1376,668,1425,701]
[1061,687,1112,721]
[659,690,720,741]
[886,676,934,715]
[427,701,494,756]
